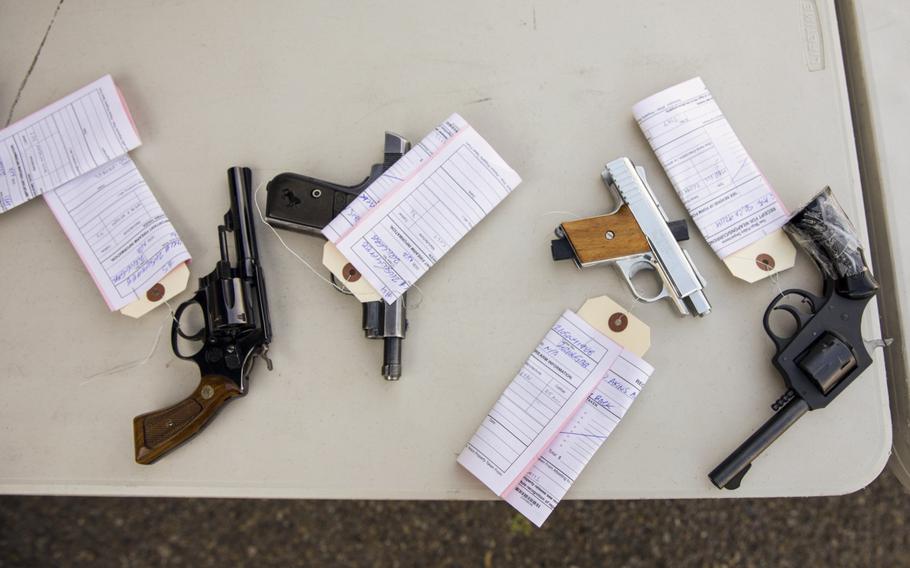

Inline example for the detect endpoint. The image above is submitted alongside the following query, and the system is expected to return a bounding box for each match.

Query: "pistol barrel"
[362,296,407,380]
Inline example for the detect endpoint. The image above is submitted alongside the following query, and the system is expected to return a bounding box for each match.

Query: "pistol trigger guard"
[615,256,670,304]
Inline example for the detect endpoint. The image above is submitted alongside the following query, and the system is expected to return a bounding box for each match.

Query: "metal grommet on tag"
[609,312,629,332]
[577,296,650,357]
[756,254,775,271]
[342,263,362,282]
[146,283,166,302]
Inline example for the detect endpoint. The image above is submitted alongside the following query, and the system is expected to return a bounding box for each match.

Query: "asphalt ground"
[1,469,907,567]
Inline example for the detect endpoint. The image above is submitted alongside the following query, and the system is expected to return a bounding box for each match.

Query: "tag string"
[252,171,427,310]
[83,168,429,386]
[80,301,178,384]
[251,176,349,294]
[769,271,786,299]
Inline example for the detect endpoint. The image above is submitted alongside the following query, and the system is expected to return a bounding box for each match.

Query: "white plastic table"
[841,0,910,488]
[0,0,891,498]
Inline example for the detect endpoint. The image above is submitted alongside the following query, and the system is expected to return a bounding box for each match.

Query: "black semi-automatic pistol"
[709,187,887,489]
[265,132,410,380]
[133,167,273,464]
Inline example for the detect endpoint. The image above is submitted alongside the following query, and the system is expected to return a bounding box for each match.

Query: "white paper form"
[325,113,521,304]
[633,77,789,259]
[503,351,654,526]
[0,75,140,212]
[458,310,623,497]
[43,156,190,311]
[323,116,465,242]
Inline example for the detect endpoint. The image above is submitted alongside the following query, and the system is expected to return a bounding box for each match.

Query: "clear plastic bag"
[784,187,871,281]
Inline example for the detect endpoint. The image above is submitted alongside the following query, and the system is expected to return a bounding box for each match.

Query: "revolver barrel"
[708,396,809,489]
[227,167,260,278]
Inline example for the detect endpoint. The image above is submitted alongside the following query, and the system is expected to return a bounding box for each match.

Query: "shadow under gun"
[551,157,711,317]
[264,132,410,380]
[709,187,887,490]
[133,167,272,464]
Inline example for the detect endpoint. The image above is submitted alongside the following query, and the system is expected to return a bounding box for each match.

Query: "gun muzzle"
[709,396,809,489]
[362,294,407,380]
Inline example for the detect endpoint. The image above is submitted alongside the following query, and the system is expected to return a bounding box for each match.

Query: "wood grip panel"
[133,375,242,464]
[561,205,650,265]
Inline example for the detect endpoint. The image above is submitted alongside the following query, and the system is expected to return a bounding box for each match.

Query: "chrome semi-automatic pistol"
[551,157,711,317]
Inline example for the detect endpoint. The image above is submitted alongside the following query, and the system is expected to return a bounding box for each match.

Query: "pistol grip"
[264,173,362,235]
[133,375,242,464]
[559,205,650,266]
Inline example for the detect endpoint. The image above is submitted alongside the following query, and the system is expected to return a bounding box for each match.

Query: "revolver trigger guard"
[171,297,206,360]
[615,256,670,304]
[761,290,817,351]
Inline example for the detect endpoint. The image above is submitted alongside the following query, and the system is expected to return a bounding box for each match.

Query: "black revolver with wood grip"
[133,167,272,464]
[709,188,887,489]
[265,132,410,380]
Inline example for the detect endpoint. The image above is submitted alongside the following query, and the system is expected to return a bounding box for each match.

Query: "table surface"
[0,0,891,498]
[843,0,910,487]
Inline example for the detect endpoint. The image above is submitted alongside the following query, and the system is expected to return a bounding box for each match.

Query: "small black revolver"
[709,187,886,489]
[264,132,410,380]
[133,167,272,464]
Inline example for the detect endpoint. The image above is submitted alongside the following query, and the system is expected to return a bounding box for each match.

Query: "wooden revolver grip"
[133,375,243,464]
